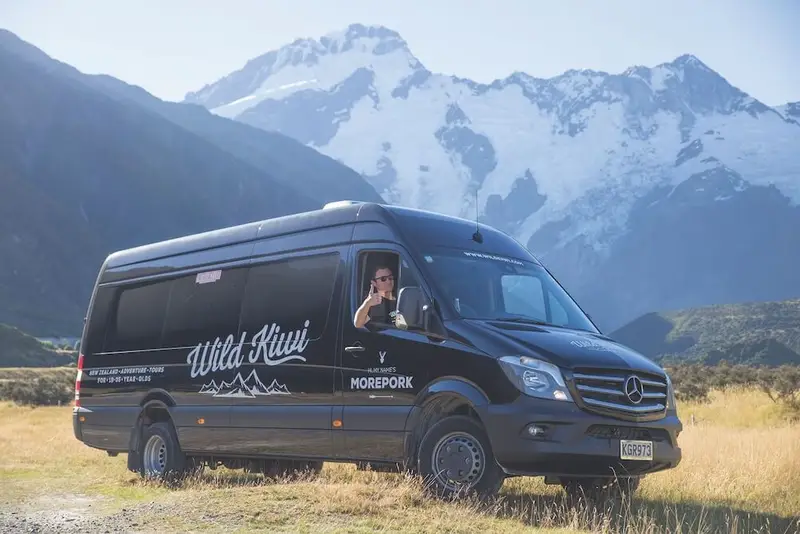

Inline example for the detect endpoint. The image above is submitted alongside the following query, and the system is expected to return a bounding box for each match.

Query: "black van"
[73,201,681,499]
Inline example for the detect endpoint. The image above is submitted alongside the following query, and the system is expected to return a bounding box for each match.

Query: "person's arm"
[354,299,371,328]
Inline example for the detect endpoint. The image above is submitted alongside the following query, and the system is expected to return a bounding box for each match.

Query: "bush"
[674,381,710,403]
[758,365,800,411]
[666,362,800,415]
[0,370,75,406]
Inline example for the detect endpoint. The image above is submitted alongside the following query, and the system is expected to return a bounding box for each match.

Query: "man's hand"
[365,284,383,307]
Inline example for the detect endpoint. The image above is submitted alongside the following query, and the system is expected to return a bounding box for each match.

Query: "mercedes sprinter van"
[73,201,681,499]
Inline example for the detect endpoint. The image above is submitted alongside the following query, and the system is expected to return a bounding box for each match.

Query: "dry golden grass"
[1,388,799,533]
[677,387,799,428]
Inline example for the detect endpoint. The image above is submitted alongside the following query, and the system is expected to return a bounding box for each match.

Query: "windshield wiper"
[492,316,588,332]
[492,315,552,327]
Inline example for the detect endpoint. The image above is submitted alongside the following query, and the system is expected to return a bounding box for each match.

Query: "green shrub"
[666,362,800,415]
[0,370,75,406]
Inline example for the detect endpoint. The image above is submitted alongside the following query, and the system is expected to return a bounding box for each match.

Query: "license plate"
[620,440,653,460]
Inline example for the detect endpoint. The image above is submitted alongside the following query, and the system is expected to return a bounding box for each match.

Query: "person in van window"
[354,264,397,327]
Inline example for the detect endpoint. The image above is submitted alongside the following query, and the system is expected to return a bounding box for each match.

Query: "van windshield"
[421,248,598,333]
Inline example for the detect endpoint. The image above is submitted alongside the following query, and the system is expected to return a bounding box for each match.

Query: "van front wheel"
[416,415,504,499]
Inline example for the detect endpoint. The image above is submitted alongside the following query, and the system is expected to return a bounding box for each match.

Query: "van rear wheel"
[139,421,187,480]
[416,415,504,499]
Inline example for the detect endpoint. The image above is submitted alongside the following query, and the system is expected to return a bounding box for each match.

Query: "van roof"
[104,202,510,270]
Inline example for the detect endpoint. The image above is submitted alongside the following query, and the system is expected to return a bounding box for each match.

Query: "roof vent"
[323,200,363,210]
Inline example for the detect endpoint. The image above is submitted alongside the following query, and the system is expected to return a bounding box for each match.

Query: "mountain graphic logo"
[200,370,291,398]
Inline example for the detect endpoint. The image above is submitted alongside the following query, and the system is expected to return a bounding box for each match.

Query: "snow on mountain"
[184,24,800,330]
[185,25,800,251]
[778,102,800,124]
[186,24,418,119]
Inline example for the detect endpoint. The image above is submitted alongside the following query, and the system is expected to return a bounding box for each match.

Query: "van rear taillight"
[74,353,84,407]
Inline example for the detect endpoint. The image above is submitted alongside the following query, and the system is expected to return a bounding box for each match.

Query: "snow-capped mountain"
[778,102,800,124]
[185,24,800,331]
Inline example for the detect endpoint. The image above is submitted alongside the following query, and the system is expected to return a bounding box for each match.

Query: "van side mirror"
[395,286,426,330]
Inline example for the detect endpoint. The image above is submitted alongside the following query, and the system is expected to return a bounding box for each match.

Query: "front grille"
[571,368,667,419]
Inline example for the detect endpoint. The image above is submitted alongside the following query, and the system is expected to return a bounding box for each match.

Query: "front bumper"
[480,395,682,478]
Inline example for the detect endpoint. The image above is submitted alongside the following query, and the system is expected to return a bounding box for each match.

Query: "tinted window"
[83,286,115,355]
[162,267,248,347]
[106,279,171,352]
[240,253,340,339]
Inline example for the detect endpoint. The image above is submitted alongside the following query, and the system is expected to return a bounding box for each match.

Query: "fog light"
[553,389,569,401]
[526,424,548,438]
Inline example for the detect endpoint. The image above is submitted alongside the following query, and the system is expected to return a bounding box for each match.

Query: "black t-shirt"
[369,297,397,325]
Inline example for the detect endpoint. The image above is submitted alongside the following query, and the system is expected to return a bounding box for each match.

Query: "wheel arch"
[126,390,178,472]
[403,377,490,469]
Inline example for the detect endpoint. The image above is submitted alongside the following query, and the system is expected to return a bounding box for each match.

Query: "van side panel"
[351,221,398,244]
[78,222,356,459]
[77,235,259,453]
[219,245,347,458]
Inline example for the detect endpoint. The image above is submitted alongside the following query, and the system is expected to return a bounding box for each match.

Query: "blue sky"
[2,0,798,105]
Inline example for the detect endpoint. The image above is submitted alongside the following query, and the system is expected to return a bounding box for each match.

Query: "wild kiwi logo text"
[187,321,311,378]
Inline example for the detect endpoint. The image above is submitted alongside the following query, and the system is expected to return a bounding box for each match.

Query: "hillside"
[0,29,383,209]
[0,30,379,337]
[184,23,800,332]
[610,298,800,365]
[0,324,75,367]
[87,75,383,207]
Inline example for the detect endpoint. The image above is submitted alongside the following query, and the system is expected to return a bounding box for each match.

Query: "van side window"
[548,292,569,325]
[398,256,421,290]
[106,279,171,353]
[355,250,421,329]
[161,267,248,348]
[83,286,115,355]
[240,253,340,337]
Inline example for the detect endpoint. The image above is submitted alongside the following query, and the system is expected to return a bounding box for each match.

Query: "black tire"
[416,415,505,499]
[138,421,187,481]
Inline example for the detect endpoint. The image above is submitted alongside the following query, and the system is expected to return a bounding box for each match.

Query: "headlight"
[498,356,573,402]
[665,373,676,410]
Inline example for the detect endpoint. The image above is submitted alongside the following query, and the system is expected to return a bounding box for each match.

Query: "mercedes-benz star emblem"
[624,375,644,404]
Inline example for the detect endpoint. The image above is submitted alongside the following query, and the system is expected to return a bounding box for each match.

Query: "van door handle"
[344,344,365,353]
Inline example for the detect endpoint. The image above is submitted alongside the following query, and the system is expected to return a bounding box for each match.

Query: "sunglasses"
[373,275,394,282]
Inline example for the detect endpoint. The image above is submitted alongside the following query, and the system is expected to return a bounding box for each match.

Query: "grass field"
[1,388,798,533]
